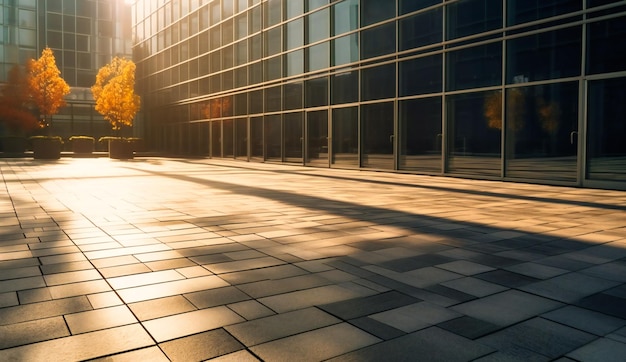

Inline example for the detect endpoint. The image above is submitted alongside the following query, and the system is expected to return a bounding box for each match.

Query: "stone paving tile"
[159,329,244,362]
[128,295,197,321]
[207,350,261,361]
[328,326,494,362]
[116,275,229,303]
[225,307,340,346]
[237,274,332,298]
[250,323,381,362]
[143,305,245,342]
[319,291,420,320]
[89,346,170,362]
[519,272,620,303]
[258,284,377,313]
[542,305,626,336]
[65,305,137,334]
[0,324,153,361]
[478,317,597,359]
[0,296,92,325]
[227,299,275,320]
[184,286,250,308]
[369,301,462,333]
[0,316,68,349]
[566,337,626,362]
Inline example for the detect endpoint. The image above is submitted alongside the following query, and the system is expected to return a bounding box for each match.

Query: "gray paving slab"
[2,158,626,360]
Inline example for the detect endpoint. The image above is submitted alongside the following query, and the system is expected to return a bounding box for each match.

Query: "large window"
[446,0,502,40]
[587,17,626,75]
[507,26,582,84]
[399,97,442,172]
[361,0,395,26]
[507,0,581,25]
[447,42,502,91]
[447,91,502,176]
[332,70,358,105]
[332,106,359,167]
[333,0,358,35]
[399,8,442,51]
[399,54,442,96]
[361,22,395,59]
[362,102,394,169]
[362,63,395,101]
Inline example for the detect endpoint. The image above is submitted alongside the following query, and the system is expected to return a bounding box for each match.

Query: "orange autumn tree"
[92,57,141,133]
[0,64,38,134]
[26,47,70,129]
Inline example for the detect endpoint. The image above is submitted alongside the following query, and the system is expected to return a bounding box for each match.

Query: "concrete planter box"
[108,139,134,159]
[32,137,63,160]
[70,137,95,157]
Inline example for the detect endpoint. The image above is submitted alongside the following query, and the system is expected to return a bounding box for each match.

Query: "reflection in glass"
[400,8,442,51]
[235,118,247,159]
[587,78,626,182]
[447,42,502,91]
[284,82,303,110]
[284,112,303,162]
[306,76,328,107]
[211,121,221,157]
[447,0,502,40]
[587,17,626,75]
[399,54,442,96]
[447,91,501,176]
[505,82,578,181]
[333,0,358,36]
[361,0,395,26]
[223,119,234,157]
[399,97,442,172]
[286,18,304,50]
[308,41,329,72]
[507,26,581,84]
[507,0,580,25]
[286,49,304,76]
[332,107,359,167]
[333,33,359,66]
[265,115,282,161]
[332,70,358,105]
[308,8,329,44]
[400,0,441,15]
[307,110,329,166]
[362,102,394,169]
[251,116,264,160]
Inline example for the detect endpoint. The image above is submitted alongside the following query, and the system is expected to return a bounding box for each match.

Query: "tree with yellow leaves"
[92,57,141,133]
[26,47,70,129]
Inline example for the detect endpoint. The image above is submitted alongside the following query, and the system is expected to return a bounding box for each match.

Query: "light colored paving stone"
[65,305,138,334]
[0,317,69,349]
[116,275,229,303]
[258,284,376,313]
[143,306,245,342]
[250,323,381,362]
[370,301,462,333]
[89,346,170,362]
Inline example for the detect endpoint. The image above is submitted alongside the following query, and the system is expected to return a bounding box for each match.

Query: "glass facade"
[0,0,133,141]
[132,0,626,190]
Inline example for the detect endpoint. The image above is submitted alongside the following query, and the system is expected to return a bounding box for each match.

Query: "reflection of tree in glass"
[484,91,502,130]
[202,97,231,119]
[484,89,525,131]
[537,99,561,134]
[0,65,38,134]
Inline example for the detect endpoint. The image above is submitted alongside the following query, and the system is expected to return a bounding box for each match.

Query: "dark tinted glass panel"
[235,118,247,158]
[362,102,395,169]
[284,112,303,161]
[505,82,578,181]
[234,93,248,115]
[361,0,395,26]
[250,89,263,113]
[447,91,501,176]
[507,26,581,83]
[264,115,282,160]
[332,107,359,167]
[587,77,626,182]
[266,27,282,56]
[284,82,303,110]
[362,63,395,101]
[306,76,328,107]
[306,110,329,166]
[249,61,263,84]
[251,116,264,159]
[447,0,502,40]
[447,42,502,91]
[400,0,441,14]
[361,22,395,59]
[587,17,626,75]
[211,121,221,157]
[400,54,442,96]
[265,85,282,112]
[588,0,623,6]
[507,0,581,25]
[400,8,442,51]
[399,97,442,172]
[332,70,358,105]
[265,55,282,81]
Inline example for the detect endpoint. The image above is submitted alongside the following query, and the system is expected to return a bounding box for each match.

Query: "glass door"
[331,106,359,168]
[585,77,626,187]
[306,110,329,167]
[361,102,395,170]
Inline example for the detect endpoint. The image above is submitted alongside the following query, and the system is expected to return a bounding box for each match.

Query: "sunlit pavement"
[1,157,626,361]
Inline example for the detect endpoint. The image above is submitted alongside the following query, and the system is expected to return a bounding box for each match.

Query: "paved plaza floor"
[1,157,626,361]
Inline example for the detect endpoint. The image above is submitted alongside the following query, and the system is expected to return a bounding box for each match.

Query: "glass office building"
[132,0,626,190]
[0,0,133,140]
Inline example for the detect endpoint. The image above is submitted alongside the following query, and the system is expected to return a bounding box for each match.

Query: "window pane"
[286,49,304,76]
[507,0,581,26]
[308,8,329,44]
[400,0,441,15]
[308,41,329,72]
[447,0,502,40]
[331,70,358,105]
[361,0,395,27]
[265,85,282,112]
[399,96,442,172]
[284,112,303,161]
[285,18,304,50]
[447,91,501,176]
[361,22,395,59]
[399,54,442,96]
[305,76,328,107]
[333,33,359,66]
[362,102,394,169]
[264,0,282,27]
[362,63,395,101]
[505,82,579,181]
[265,115,282,160]
[332,107,359,167]
[287,0,304,19]
[587,17,626,75]
[265,55,282,81]
[251,116,263,159]
[507,26,581,83]
[265,26,282,56]
[400,8,442,51]
[333,0,358,36]
[307,0,328,11]
[284,82,303,110]
[447,42,502,91]
[587,77,626,182]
